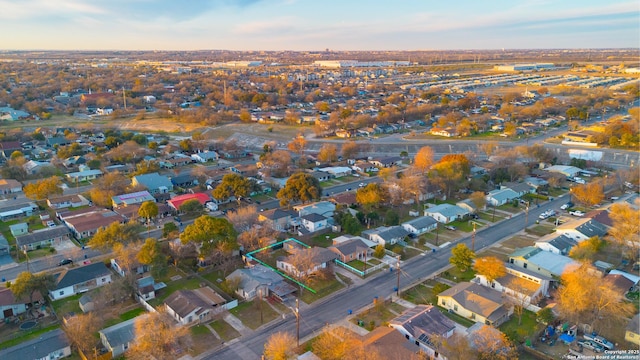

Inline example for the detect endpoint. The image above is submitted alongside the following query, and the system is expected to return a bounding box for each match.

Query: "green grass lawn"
[440,268,476,283]
[308,232,338,247]
[20,247,56,262]
[119,307,145,321]
[229,299,280,330]
[438,306,476,327]
[51,294,82,317]
[525,225,554,237]
[350,299,401,330]
[478,211,505,222]
[300,277,345,304]
[148,276,202,306]
[209,319,241,341]
[190,324,211,336]
[497,204,523,214]
[402,281,441,305]
[449,219,484,232]
[499,310,542,344]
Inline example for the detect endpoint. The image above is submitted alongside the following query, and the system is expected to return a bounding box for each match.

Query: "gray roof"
[329,238,369,257]
[164,290,213,318]
[0,328,69,360]
[438,282,508,322]
[402,216,437,230]
[390,305,455,340]
[535,234,577,253]
[16,226,70,247]
[228,264,296,297]
[575,219,608,238]
[260,208,297,221]
[364,226,409,242]
[133,172,173,191]
[526,251,579,276]
[425,203,469,218]
[100,315,145,349]
[301,213,327,222]
[55,262,111,290]
[487,188,520,202]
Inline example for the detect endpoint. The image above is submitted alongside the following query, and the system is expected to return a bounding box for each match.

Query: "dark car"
[58,258,73,266]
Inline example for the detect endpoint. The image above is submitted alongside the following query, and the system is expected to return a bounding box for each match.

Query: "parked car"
[359,182,365,188]
[577,340,604,353]
[583,333,614,350]
[445,225,457,231]
[58,258,73,266]
[570,210,585,217]
[560,202,573,210]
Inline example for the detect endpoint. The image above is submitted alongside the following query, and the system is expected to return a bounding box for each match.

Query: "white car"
[570,210,585,217]
[560,202,573,210]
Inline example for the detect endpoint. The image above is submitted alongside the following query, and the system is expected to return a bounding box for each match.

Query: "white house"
[485,188,520,206]
[49,262,112,300]
[534,233,577,255]
[0,328,71,360]
[164,288,225,325]
[362,226,410,246]
[473,263,552,308]
[294,201,336,218]
[555,218,608,242]
[191,151,219,163]
[389,305,456,360]
[424,204,469,224]
[277,247,338,278]
[99,315,147,358]
[300,213,328,233]
[401,216,438,236]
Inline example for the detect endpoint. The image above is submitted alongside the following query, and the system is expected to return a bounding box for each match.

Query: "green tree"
[179,199,204,215]
[137,238,167,278]
[180,215,237,257]
[138,201,158,223]
[11,271,55,304]
[88,222,141,252]
[179,139,193,152]
[449,243,475,272]
[384,209,399,226]
[162,222,179,238]
[23,176,63,200]
[277,172,322,206]
[212,173,251,202]
[373,244,386,258]
[87,159,101,169]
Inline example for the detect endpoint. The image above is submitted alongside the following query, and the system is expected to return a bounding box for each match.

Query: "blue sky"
[1,0,638,50]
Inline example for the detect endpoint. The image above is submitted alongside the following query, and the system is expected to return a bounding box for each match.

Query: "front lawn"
[525,225,554,237]
[229,299,280,330]
[478,211,505,222]
[350,299,404,330]
[401,280,445,305]
[440,268,476,283]
[209,319,241,341]
[448,219,484,232]
[299,277,345,304]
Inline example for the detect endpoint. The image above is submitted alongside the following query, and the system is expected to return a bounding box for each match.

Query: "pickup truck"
[578,340,604,353]
[569,210,585,217]
[583,333,614,350]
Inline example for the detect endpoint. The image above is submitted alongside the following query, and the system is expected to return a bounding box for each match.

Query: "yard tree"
[138,201,158,232]
[472,256,506,283]
[506,276,535,325]
[432,333,476,360]
[341,141,360,159]
[397,173,428,207]
[277,172,322,206]
[317,143,338,163]
[180,215,237,257]
[11,271,55,305]
[168,241,198,267]
[312,325,383,360]
[478,141,499,158]
[536,307,555,325]
[263,331,296,360]
[88,171,131,208]
[470,324,517,360]
[129,308,192,360]
[378,166,397,182]
[23,176,63,200]
[413,145,434,174]
[226,205,259,232]
[261,150,292,178]
[162,222,179,238]
[568,236,604,262]
[237,226,278,252]
[179,199,204,215]
[287,136,307,155]
[137,238,167,277]
[557,264,635,332]
[212,173,251,203]
[469,191,487,211]
[609,201,640,260]
[355,183,386,211]
[571,181,604,207]
[88,221,141,252]
[430,154,470,199]
[63,313,103,355]
[373,244,385,258]
[449,243,476,272]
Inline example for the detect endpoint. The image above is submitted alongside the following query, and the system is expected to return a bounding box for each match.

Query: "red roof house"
[167,193,211,211]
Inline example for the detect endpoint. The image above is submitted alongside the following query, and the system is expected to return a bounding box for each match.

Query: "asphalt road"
[205,195,570,360]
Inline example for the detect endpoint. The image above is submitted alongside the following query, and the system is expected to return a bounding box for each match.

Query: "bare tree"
[264,331,297,360]
[226,205,259,232]
[128,309,192,360]
[63,313,103,355]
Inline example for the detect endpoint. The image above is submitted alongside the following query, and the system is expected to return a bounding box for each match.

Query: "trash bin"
[348,309,352,315]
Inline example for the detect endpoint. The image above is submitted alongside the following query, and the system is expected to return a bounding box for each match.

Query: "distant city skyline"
[1,0,638,51]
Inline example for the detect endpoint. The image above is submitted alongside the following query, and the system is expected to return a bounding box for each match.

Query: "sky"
[1,0,638,51]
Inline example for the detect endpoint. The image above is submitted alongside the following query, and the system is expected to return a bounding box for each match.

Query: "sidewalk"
[223,313,251,336]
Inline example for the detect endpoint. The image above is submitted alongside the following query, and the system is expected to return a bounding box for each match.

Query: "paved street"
[203,195,570,360]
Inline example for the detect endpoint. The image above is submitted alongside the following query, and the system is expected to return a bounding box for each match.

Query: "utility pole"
[435,222,439,246]
[492,204,496,222]
[525,203,530,230]
[295,298,300,347]
[259,289,263,325]
[396,256,401,296]
[471,222,476,252]
[363,250,367,278]
[24,246,30,273]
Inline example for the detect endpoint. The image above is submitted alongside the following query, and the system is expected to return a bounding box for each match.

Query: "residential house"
[308,171,330,182]
[46,136,72,148]
[555,218,608,242]
[501,182,536,197]
[473,263,552,307]
[361,326,426,360]
[294,201,336,218]
[625,314,640,346]
[508,246,579,278]
[23,160,50,175]
[534,233,577,255]
[0,287,44,320]
[608,270,640,292]
[58,207,124,239]
[0,328,71,360]
[9,222,28,237]
[191,151,219,163]
[111,190,155,208]
[258,209,299,232]
[99,315,147,358]
[389,305,456,360]
[131,172,174,194]
[603,273,634,297]
[430,127,459,137]
[65,169,103,182]
[0,179,22,194]
[229,164,258,177]
[544,165,582,178]
[328,237,370,263]
[352,161,379,173]
[456,198,480,213]
[136,276,167,301]
[424,204,469,224]
[0,202,37,221]
[300,213,329,234]
[317,166,352,178]
[437,282,512,326]
[0,107,31,122]
[362,226,410,246]
[277,247,338,278]
[110,258,149,278]
[524,177,549,191]
[170,173,197,188]
[329,192,357,207]
[0,141,23,159]
[584,209,613,228]
[78,293,95,313]
[227,264,296,301]
[485,188,520,206]
[370,156,402,168]
[46,194,90,210]
[401,216,438,236]
[16,226,71,251]
[167,193,211,213]
[164,288,225,325]
[49,262,113,300]
[0,234,9,256]
[62,155,86,169]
